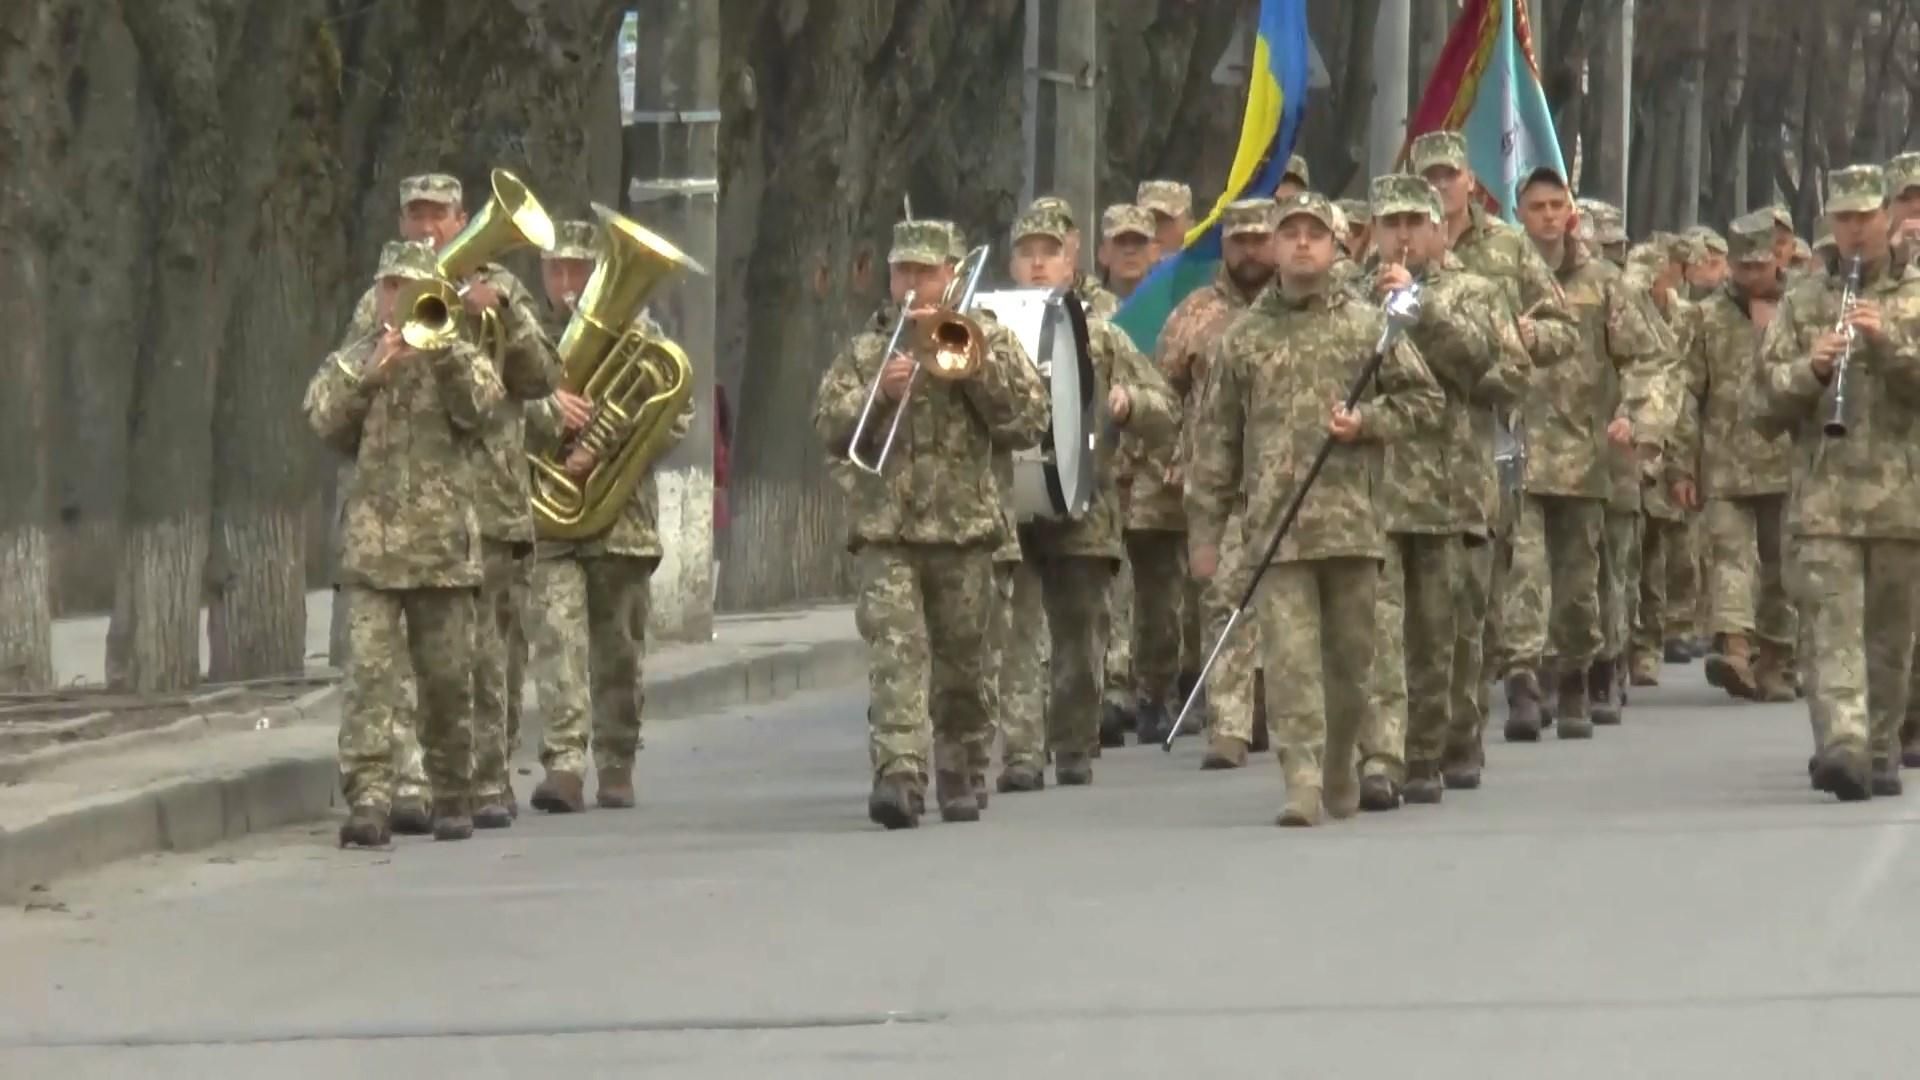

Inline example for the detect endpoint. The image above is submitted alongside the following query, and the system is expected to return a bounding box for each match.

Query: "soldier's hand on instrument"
[1605,416,1633,448]
[564,445,596,479]
[556,389,593,433]
[367,329,408,381]
[905,303,940,321]
[1671,477,1699,512]
[1810,330,1848,377]
[879,353,916,401]
[1190,543,1219,580]
[1328,404,1362,442]
[1108,385,1133,423]
[1846,299,1885,342]
[461,278,502,315]
[1375,263,1412,297]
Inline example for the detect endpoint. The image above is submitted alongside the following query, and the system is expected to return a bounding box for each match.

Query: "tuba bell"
[394,278,465,351]
[528,203,704,540]
[436,168,558,360]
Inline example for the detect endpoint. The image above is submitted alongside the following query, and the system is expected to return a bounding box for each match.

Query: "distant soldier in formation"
[1884,152,1920,766]
[1190,191,1442,826]
[1099,202,1162,300]
[1627,234,1698,689]
[1336,198,1372,261]
[1138,179,1194,256]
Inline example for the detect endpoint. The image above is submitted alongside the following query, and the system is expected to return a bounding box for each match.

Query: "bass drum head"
[1045,289,1097,516]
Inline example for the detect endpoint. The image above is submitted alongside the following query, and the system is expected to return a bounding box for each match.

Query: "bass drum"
[970,287,1097,521]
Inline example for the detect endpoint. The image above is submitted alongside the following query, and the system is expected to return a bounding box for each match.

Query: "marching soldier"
[1273,155,1311,202]
[1001,201,1176,785]
[306,240,504,846]
[1671,210,1797,703]
[1771,206,1799,275]
[1189,192,1443,827]
[1099,203,1162,300]
[814,218,1049,826]
[1504,166,1671,741]
[1356,175,1532,806]
[1885,152,1920,764]
[1758,164,1920,800]
[1163,199,1282,770]
[1138,180,1195,255]
[1336,198,1371,261]
[1406,131,1582,761]
[1626,236,1696,689]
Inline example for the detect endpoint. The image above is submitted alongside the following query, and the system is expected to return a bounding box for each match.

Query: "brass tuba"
[529,203,702,540]
[437,168,558,359]
[394,278,464,351]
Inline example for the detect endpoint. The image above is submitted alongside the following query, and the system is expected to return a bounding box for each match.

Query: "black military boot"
[1358,774,1401,811]
[1504,671,1543,742]
[1055,752,1094,786]
[431,797,474,841]
[996,761,1046,793]
[868,773,923,829]
[1813,745,1871,802]
[1403,762,1444,804]
[338,805,391,848]
[1098,701,1134,748]
[390,794,433,835]
[1134,700,1172,745]
[1871,757,1904,798]
[1588,657,1621,726]
[1555,668,1594,740]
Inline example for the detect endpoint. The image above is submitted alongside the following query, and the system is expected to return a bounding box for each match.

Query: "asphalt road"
[4,661,1918,1079]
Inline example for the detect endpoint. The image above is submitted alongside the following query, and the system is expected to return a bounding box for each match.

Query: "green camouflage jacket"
[1188,281,1444,563]
[1757,256,1920,539]
[1674,283,1793,500]
[1136,268,1260,533]
[1616,284,1687,518]
[1449,204,1583,371]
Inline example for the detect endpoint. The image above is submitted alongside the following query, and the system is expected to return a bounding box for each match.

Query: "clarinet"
[1824,255,1864,438]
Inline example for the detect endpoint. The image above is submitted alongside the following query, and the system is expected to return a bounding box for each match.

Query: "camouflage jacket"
[1367,254,1533,537]
[1620,286,1688,518]
[1025,318,1178,560]
[1757,257,1920,540]
[525,308,692,559]
[814,303,1048,549]
[1188,282,1444,564]
[1674,284,1793,500]
[1075,273,1120,321]
[1449,204,1583,371]
[1526,240,1672,499]
[304,335,503,589]
[1125,269,1256,533]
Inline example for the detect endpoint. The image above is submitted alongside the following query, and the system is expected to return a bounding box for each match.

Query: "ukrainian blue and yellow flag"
[1113,0,1311,354]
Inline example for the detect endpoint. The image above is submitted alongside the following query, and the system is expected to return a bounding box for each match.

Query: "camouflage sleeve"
[488,269,562,400]
[431,340,505,433]
[1870,296,1920,407]
[812,336,876,458]
[338,286,378,350]
[1514,242,1581,367]
[1358,335,1444,444]
[524,395,565,454]
[1155,300,1198,398]
[1669,304,1710,484]
[1470,294,1534,409]
[1106,322,1177,449]
[1756,290,1825,429]
[959,319,1045,451]
[1185,334,1246,553]
[1605,279,1676,443]
[303,345,377,457]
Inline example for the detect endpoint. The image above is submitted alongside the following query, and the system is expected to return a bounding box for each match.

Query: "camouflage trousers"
[530,553,655,776]
[854,542,995,779]
[1101,551,1133,706]
[471,541,529,802]
[1634,517,1691,659]
[1123,529,1187,708]
[1789,537,1920,759]
[1039,555,1117,757]
[1502,494,1604,674]
[1600,511,1642,661]
[979,561,1027,776]
[338,585,475,810]
[1201,512,1260,743]
[997,554,1053,770]
[1704,495,1794,646]
[1253,558,1378,792]
[1663,515,1701,640]
[1448,536,1496,770]
[1359,532,1460,781]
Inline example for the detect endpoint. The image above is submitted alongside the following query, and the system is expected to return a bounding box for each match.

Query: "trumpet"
[1825,254,1864,438]
[846,244,992,475]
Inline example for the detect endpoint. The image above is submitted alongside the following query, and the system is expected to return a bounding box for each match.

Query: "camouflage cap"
[543,219,598,262]
[1683,225,1728,258]
[1888,151,1920,195]
[1771,204,1795,233]
[1328,203,1349,237]
[937,220,968,262]
[1828,165,1887,214]
[1220,198,1276,237]
[1101,203,1155,240]
[1625,241,1667,274]
[1647,230,1683,262]
[1409,130,1470,173]
[375,239,440,283]
[399,172,462,207]
[1369,173,1440,222]
[1136,180,1193,219]
[1335,198,1370,227]
[1726,209,1778,265]
[889,219,950,265]
[1810,234,1831,257]
[1282,154,1311,187]
[1274,191,1337,231]
[1011,203,1073,244]
[1028,195,1078,231]
[1587,202,1628,245]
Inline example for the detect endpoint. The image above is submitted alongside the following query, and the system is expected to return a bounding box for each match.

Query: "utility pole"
[1371,0,1413,179]
[627,0,717,642]
[1597,0,1633,221]
[1413,0,1453,97]
[1023,0,1099,271]
[1677,3,1706,228]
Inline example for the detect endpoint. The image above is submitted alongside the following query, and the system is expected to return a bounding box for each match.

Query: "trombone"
[846,244,992,474]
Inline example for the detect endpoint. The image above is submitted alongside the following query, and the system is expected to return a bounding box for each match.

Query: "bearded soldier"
[1356,175,1532,807]
[1504,167,1672,741]
[1407,131,1583,756]
[814,218,1049,826]
[306,240,505,846]
[1164,200,1281,770]
[1190,192,1443,827]
[1669,210,1798,704]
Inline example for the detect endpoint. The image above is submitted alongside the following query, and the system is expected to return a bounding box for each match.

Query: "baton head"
[1383,283,1423,330]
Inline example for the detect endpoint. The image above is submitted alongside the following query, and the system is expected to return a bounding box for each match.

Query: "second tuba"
[529,203,703,540]
[437,168,557,360]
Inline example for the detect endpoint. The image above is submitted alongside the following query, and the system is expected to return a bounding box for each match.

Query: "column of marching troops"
[820,131,1920,829]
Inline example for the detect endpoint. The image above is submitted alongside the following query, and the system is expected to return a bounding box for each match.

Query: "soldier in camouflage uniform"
[1757,164,1920,801]
[520,220,693,815]
[1336,198,1371,262]
[1504,167,1672,741]
[1190,192,1443,827]
[1099,203,1161,301]
[1624,235,1696,690]
[1139,180,1194,256]
[1165,200,1281,770]
[1889,153,1920,764]
[1356,175,1533,806]
[814,219,1049,826]
[1670,210,1798,703]
[998,203,1176,785]
[1273,154,1311,202]
[1407,131,1583,761]
[305,240,505,847]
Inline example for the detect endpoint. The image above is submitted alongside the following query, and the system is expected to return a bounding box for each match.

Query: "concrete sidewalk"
[0,604,861,900]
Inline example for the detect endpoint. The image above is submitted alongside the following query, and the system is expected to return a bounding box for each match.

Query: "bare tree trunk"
[0,0,68,692]
[1593,0,1632,213]
[1677,4,1706,228]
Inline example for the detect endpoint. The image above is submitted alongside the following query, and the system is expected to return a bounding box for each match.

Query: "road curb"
[0,638,864,901]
